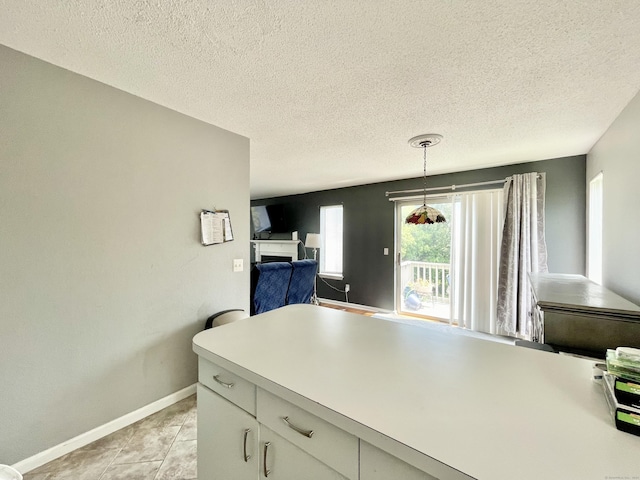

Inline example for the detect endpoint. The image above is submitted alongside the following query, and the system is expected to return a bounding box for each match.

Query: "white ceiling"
[2,1,640,199]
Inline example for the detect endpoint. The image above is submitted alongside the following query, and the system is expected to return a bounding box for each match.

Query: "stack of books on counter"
[603,347,640,437]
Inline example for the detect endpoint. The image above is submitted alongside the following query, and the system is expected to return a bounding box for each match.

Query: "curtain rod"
[385,174,542,198]
[385,178,505,197]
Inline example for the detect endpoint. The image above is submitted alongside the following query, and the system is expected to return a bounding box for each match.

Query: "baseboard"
[13,383,197,474]
[318,298,389,314]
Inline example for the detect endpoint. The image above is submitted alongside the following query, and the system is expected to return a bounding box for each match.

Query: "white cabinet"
[197,384,259,479]
[260,425,347,480]
[198,356,256,415]
[256,389,358,479]
[360,442,438,480]
[197,358,352,480]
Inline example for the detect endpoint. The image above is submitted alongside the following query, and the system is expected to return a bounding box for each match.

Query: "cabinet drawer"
[257,389,358,480]
[198,357,256,415]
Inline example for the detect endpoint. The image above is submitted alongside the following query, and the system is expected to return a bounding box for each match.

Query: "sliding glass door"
[395,189,504,331]
[396,196,453,320]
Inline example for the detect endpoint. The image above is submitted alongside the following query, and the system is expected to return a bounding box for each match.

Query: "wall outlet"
[233,259,243,272]
[345,284,350,293]
[383,247,389,255]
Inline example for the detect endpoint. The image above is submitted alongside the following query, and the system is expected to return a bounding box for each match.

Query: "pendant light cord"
[422,144,427,207]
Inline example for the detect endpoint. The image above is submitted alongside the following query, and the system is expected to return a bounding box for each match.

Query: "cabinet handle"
[243,428,252,462]
[282,416,314,438]
[212,375,234,389]
[263,441,271,477]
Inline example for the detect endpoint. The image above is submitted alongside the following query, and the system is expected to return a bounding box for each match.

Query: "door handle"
[263,442,271,477]
[282,416,314,438]
[212,375,235,389]
[243,428,252,462]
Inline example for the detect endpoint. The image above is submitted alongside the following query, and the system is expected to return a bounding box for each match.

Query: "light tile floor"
[23,395,197,480]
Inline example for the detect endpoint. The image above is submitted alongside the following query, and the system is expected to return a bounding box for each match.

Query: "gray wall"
[253,155,586,310]
[587,89,640,305]
[0,45,250,464]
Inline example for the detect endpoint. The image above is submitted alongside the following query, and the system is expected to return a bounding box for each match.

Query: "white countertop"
[192,304,640,480]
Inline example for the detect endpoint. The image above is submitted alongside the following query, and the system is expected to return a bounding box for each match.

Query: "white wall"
[587,89,640,305]
[0,45,250,464]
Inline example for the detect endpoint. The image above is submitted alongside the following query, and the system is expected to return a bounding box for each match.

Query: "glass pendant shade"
[405,204,446,224]
[405,134,446,225]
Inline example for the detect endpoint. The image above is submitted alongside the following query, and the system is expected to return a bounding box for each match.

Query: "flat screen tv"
[251,205,272,233]
[266,204,289,233]
[251,204,291,234]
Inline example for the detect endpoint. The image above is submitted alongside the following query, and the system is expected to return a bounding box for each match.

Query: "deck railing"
[401,261,451,304]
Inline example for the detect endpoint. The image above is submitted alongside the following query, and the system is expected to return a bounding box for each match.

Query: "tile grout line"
[96,429,135,480]
[152,414,189,480]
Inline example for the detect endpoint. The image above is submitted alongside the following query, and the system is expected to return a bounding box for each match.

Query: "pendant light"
[405,134,446,225]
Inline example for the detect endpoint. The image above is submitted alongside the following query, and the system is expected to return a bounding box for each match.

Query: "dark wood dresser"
[530,273,640,358]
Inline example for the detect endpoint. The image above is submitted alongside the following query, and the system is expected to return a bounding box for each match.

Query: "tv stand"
[251,240,299,262]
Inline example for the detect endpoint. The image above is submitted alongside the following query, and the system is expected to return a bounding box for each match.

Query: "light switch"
[233,259,243,272]
[383,248,389,255]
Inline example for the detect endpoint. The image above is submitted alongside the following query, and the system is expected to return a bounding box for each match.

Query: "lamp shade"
[305,233,321,249]
[405,205,446,224]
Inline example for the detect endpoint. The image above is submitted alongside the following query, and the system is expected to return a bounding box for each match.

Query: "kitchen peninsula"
[192,304,640,479]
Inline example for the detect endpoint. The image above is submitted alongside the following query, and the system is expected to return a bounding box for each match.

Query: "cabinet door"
[198,383,259,480]
[260,426,347,480]
[360,441,437,480]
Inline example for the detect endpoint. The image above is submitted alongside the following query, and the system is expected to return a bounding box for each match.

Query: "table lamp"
[305,233,321,261]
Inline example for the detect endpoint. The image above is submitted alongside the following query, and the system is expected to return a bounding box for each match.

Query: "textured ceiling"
[2,1,640,199]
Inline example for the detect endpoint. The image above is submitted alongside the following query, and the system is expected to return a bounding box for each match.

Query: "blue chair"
[286,260,318,305]
[251,262,293,315]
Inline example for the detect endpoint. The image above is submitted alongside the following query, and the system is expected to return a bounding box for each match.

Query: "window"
[588,172,603,284]
[320,205,343,278]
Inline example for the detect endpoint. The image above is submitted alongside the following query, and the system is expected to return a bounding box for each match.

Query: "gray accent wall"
[253,155,586,310]
[587,89,640,305]
[0,45,250,464]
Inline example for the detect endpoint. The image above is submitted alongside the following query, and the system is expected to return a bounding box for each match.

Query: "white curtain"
[496,172,549,338]
[449,189,504,334]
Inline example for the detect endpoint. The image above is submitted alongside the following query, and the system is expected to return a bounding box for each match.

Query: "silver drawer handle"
[263,441,271,477]
[243,428,252,462]
[212,374,234,389]
[282,416,314,438]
